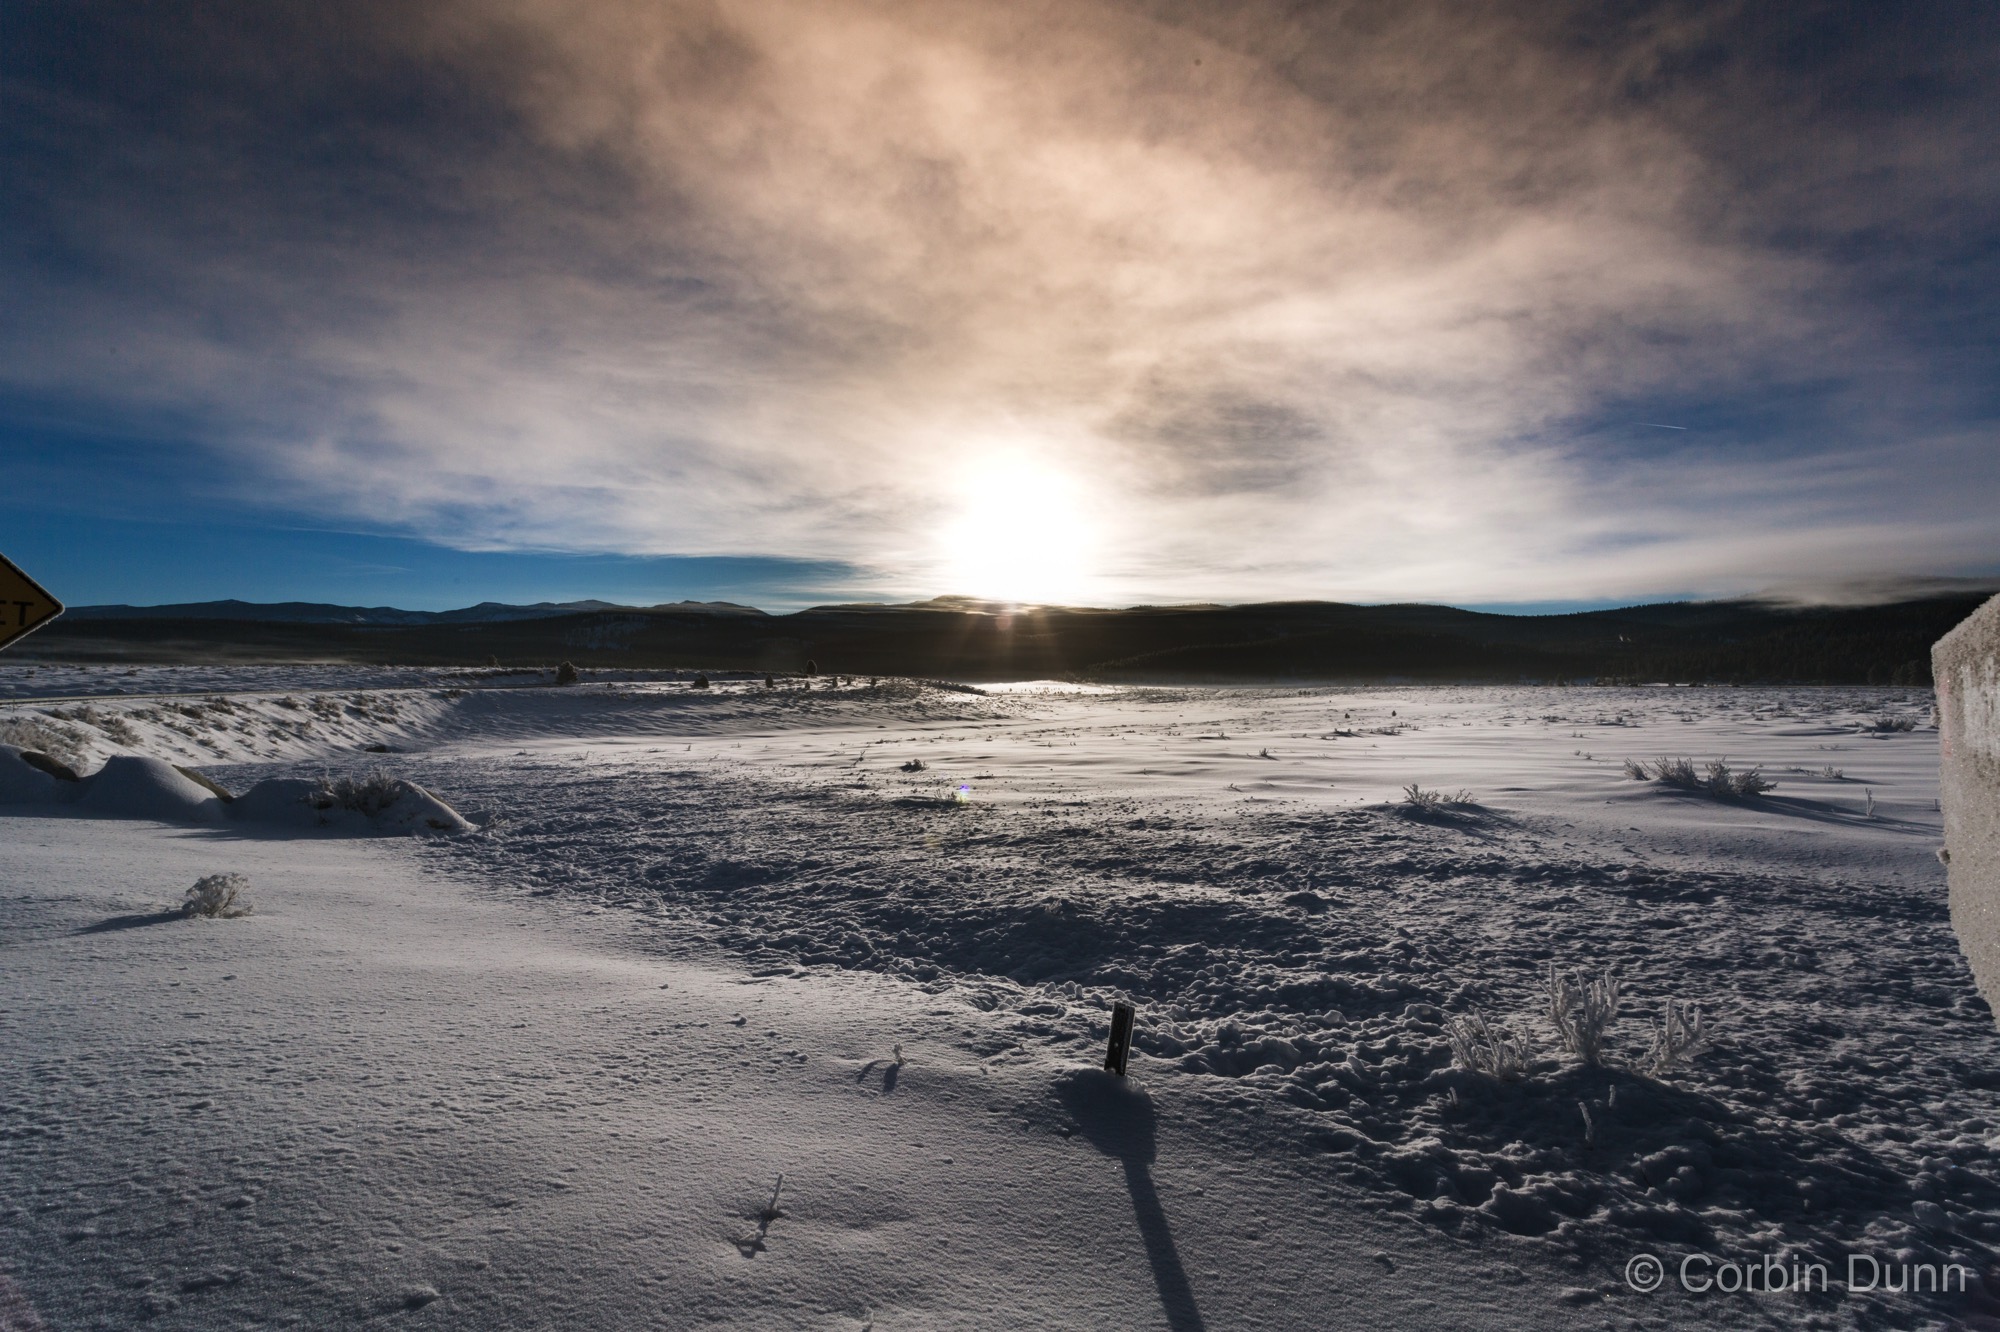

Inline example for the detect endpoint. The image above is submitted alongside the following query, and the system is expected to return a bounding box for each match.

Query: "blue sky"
[2,0,1996,612]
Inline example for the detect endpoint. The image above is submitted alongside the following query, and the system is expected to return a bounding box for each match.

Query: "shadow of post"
[1058,1070,1207,1332]
[75,910,183,934]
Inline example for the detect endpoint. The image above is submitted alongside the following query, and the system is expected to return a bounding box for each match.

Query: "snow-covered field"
[5,671,1997,1330]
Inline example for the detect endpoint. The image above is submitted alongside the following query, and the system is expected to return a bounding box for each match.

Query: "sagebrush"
[0,717,87,768]
[1546,964,1620,1066]
[1632,757,1775,798]
[1445,1010,1531,1079]
[313,770,408,815]
[1642,999,1712,1075]
[1401,783,1476,813]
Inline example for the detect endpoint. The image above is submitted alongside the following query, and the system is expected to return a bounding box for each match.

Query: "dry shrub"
[1643,757,1774,798]
[1401,783,1476,813]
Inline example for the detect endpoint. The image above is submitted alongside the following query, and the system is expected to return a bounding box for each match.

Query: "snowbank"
[73,755,228,823]
[0,747,469,835]
[231,773,473,835]
[1936,592,2000,1020]
[0,743,66,803]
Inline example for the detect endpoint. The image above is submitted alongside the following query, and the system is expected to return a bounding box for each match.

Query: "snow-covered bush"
[1444,1010,1530,1079]
[556,661,580,686]
[1868,714,1916,733]
[1641,999,1712,1076]
[1546,964,1620,1066]
[0,717,86,769]
[183,873,250,918]
[47,704,140,746]
[313,770,404,815]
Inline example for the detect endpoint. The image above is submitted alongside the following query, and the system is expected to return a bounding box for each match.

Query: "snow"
[70,755,230,824]
[4,675,1996,1329]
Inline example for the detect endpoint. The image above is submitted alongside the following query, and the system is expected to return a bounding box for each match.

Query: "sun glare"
[936,457,1098,604]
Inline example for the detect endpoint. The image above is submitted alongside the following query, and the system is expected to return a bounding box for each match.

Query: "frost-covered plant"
[1868,714,1916,733]
[313,770,407,815]
[1402,784,1475,812]
[1703,760,1775,797]
[1647,757,1701,788]
[1546,964,1620,1066]
[1445,1010,1530,1079]
[48,704,140,746]
[0,717,87,768]
[1641,999,1712,1075]
[1644,757,1774,798]
[183,873,250,919]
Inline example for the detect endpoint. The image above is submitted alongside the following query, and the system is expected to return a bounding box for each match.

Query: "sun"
[935,457,1098,604]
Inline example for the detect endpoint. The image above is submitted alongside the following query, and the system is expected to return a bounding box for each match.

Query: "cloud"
[1,0,1995,604]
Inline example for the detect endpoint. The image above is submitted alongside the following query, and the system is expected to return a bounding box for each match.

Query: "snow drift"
[0,744,469,835]
[230,773,473,834]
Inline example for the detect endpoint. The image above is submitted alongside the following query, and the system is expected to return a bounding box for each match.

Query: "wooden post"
[1104,1001,1135,1077]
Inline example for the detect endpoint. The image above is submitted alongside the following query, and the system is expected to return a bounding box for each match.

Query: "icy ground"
[5,674,1999,1330]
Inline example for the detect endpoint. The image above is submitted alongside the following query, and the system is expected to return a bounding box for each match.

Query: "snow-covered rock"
[73,755,227,824]
[231,774,472,835]
[0,743,68,804]
[227,777,328,829]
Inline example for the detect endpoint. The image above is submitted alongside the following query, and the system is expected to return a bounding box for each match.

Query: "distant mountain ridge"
[67,598,768,625]
[23,591,1993,684]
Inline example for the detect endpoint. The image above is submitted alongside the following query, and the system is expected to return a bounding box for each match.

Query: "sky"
[2,0,1997,613]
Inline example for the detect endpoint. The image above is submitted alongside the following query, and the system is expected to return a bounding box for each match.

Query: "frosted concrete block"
[1936,593,2000,1021]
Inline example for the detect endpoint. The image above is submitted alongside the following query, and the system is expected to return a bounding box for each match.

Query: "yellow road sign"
[0,552,62,651]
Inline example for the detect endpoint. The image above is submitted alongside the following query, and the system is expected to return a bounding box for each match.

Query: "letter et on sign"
[0,554,62,652]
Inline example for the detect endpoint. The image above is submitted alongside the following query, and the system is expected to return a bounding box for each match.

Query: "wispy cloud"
[2,0,1995,604]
